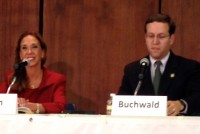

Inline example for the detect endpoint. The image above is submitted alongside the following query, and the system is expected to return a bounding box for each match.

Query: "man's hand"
[167,100,184,116]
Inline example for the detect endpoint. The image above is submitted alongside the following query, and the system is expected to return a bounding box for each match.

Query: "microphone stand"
[133,72,144,96]
[133,80,142,96]
[6,76,16,94]
[6,67,19,94]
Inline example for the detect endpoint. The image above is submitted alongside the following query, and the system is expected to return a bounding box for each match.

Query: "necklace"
[29,77,42,89]
[29,84,36,89]
[28,73,43,89]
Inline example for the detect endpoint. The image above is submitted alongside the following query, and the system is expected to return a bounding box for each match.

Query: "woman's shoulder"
[43,68,66,81]
[4,70,14,80]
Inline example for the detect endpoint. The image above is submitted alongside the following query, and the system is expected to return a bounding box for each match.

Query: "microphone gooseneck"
[6,76,16,94]
[7,59,30,93]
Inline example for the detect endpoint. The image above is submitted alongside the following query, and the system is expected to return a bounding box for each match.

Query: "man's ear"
[170,34,175,45]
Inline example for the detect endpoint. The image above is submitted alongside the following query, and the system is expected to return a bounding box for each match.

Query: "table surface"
[0,114,200,134]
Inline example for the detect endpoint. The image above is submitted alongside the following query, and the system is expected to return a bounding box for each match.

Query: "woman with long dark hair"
[0,31,66,114]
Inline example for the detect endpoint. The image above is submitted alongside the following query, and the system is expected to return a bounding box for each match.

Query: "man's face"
[145,22,175,60]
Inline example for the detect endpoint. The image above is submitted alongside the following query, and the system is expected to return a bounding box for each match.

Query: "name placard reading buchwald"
[0,94,17,114]
[112,95,167,116]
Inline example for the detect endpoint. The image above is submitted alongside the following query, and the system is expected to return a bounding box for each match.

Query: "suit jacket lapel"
[159,52,178,95]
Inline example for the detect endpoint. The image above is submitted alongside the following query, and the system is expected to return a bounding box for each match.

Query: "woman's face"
[19,35,44,68]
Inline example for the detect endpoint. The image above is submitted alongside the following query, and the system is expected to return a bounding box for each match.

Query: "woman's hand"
[18,98,29,107]
[18,98,45,113]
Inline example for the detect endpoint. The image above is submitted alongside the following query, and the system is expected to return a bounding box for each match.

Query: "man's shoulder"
[123,58,146,73]
[173,54,199,65]
[125,56,149,68]
[125,59,140,68]
[170,54,200,70]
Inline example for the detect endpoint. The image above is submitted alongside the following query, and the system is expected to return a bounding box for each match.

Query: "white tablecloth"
[0,114,200,134]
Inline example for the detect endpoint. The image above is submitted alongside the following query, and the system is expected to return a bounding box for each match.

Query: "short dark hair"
[144,13,176,35]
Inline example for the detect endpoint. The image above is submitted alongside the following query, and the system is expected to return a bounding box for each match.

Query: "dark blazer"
[118,52,200,115]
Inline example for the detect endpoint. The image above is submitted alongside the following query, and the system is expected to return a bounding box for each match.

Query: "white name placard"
[0,94,18,114]
[112,95,167,116]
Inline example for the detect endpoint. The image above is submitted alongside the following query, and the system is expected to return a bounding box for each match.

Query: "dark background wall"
[0,0,200,114]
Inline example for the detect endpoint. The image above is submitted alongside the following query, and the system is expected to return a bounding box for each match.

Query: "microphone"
[7,59,29,93]
[134,58,149,95]
[14,59,30,69]
[138,58,149,80]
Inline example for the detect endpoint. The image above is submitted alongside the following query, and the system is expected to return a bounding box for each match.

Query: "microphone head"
[23,58,30,65]
[14,58,30,69]
[140,58,149,66]
[138,58,149,80]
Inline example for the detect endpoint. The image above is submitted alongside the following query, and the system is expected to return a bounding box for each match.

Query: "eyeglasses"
[146,34,170,41]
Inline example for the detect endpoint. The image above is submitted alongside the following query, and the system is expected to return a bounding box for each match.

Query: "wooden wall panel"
[0,0,199,114]
[162,0,200,61]
[43,0,159,114]
[0,0,40,82]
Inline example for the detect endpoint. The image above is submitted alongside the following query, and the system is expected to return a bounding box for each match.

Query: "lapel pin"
[170,73,175,78]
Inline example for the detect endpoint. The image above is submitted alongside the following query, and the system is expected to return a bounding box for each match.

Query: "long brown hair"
[12,31,47,91]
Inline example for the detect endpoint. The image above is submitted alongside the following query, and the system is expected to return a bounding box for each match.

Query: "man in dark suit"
[118,13,200,116]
